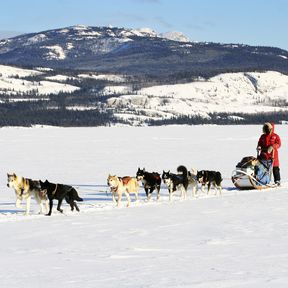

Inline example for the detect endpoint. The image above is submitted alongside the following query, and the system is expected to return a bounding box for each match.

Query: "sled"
[231,156,275,190]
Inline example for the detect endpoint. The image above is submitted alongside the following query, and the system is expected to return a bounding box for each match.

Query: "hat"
[263,122,273,134]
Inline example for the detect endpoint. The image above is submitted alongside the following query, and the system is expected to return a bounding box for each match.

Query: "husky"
[196,170,223,195]
[136,168,161,200]
[162,165,188,201]
[107,175,139,207]
[7,173,48,215]
[39,180,83,216]
[188,168,199,197]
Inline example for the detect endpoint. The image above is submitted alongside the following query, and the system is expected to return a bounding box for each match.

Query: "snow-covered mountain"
[0,25,287,126]
[0,25,287,77]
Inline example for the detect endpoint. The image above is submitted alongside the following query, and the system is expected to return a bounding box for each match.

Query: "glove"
[267,146,274,153]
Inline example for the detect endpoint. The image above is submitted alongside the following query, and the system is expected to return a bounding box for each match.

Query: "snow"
[27,34,47,44]
[0,65,79,95]
[78,73,126,82]
[0,125,288,287]
[0,64,42,78]
[0,77,79,95]
[45,75,76,82]
[102,85,131,95]
[42,45,66,60]
[108,71,288,120]
[159,31,190,42]
[130,28,157,37]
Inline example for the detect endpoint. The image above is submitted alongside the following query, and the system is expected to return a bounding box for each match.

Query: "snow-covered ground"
[0,125,288,287]
[0,64,79,96]
[108,71,288,121]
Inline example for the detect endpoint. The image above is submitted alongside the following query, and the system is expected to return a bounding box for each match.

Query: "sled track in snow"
[0,183,287,222]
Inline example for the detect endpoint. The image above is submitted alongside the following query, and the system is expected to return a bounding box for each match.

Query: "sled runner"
[231,156,275,190]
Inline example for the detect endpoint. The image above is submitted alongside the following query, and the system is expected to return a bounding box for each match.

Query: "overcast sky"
[1,0,287,50]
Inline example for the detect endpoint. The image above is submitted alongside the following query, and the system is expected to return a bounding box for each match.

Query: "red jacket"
[257,123,281,166]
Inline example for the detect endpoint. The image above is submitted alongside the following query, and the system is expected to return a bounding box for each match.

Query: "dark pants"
[273,167,281,183]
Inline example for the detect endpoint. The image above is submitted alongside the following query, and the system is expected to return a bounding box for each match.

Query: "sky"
[1,0,287,50]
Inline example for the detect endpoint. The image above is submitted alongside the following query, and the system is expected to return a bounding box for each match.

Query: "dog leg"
[39,202,45,214]
[147,188,154,201]
[207,183,211,195]
[112,191,117,203]
[57,199,64,213]
[44,200,49,214]
[156,186,160,200]
[125,191,131,207]
[201,184,205,194]
[180,186,184,200]
[36,196,45,214]
[46,199,53,216]
[74,202,80,212]
[214,184,218,196]
[192,185,196,198]
[169,188,173,202]
[25,196,31,215]
[217,186,222,196]
[15,198,23,209]
[144,188,149,199]
[117,191,122,207]
[136,192,139,202]
[69,200,75,211]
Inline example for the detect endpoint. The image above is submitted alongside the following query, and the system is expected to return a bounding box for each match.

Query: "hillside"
[0,25,287,78]
[1,64,288,126]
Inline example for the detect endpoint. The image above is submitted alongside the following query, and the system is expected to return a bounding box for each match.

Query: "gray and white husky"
[7,173,49,215]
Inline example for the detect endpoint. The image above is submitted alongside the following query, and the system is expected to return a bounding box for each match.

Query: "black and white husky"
[162,165,188,201]
[136,168,161,200]
[196,170,223,195]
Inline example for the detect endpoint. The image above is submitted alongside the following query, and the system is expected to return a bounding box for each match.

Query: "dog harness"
[52,184,58,196]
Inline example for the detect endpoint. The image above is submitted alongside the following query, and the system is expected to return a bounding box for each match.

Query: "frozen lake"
[0,125,287,287]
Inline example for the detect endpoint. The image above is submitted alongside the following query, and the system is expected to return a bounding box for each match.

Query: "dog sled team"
[5,122,282,215]
[7,166,223,216]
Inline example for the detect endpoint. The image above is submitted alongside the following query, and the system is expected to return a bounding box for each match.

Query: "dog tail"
[72,188,84,202]
[75,194,83,202]
[177,165,188,178]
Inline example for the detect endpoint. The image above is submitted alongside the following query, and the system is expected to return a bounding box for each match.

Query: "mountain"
[0,25,287,78]
[0,25,288,127]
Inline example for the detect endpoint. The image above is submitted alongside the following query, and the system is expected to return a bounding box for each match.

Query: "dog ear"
[143,168,145,172]
[168,170,170,174]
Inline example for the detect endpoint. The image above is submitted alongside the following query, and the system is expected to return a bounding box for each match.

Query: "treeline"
[1,101,287,127]
[0,102,115,127]
[148,112,288,126]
